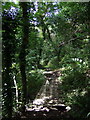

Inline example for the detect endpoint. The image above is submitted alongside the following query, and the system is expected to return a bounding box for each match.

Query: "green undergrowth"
[27,69,45,100]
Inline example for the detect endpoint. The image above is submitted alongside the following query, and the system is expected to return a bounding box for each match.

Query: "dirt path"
[3,70,75,120]
[35,69,62,103]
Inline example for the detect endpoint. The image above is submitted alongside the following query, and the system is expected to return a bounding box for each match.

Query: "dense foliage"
[2,2,90,120]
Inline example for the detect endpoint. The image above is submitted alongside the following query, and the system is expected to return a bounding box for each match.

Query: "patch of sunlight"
[9,0,18,4]
[60,67,66,71]
[81,90,87,96]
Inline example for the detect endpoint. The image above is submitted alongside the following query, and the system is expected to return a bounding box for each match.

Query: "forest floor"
[11,69,75,120]
[2,69,77,120]
[11,110,76,120]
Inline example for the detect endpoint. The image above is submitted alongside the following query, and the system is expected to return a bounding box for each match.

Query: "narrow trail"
[12,69,74,120]
[35,69,62,103]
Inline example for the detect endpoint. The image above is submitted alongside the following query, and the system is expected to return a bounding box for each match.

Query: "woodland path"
[35,69,62,103]
[11,69,75,120]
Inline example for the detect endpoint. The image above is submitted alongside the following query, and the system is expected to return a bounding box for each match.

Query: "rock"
[33,99,45,105]
[49,104,71,112]
[51,104,67,112]
[66,106,71,111]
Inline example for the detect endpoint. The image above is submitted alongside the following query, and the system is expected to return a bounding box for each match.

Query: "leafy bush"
[60,64,90,119]
[69,90,90,120]
[47,57,60,69]
[27,70,45,100]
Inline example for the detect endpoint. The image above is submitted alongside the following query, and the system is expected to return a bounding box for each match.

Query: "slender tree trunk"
[13,75,18,104]
[19,2,29,105]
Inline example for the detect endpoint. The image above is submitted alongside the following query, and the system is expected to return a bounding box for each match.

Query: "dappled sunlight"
[2,2,90,120]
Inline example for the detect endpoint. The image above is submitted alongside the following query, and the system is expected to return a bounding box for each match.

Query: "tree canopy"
[2,2,90,120]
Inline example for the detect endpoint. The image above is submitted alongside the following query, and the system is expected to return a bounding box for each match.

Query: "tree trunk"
[2,56,13,118]
[19,2,29,105]
[2,12,15,118]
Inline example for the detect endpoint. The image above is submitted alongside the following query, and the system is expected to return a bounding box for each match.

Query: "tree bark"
[19,2,29,105]
[2,11,16,118]
[2,51,13,118]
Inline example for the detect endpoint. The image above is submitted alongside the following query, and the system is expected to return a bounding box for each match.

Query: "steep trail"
[35,69,62,105]
[12,69,73,120]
